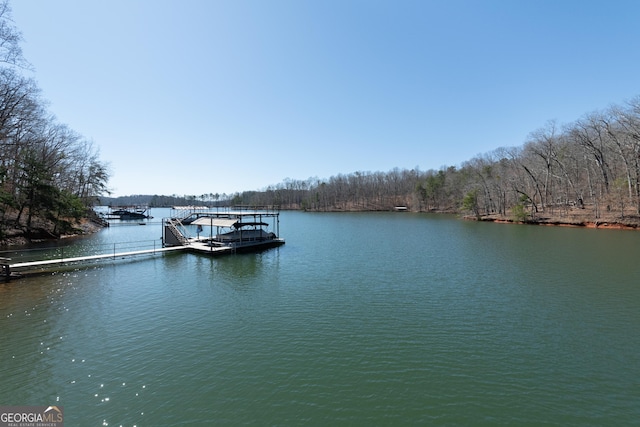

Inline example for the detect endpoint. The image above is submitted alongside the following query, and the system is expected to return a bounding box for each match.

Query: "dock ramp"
[163,218,190,246]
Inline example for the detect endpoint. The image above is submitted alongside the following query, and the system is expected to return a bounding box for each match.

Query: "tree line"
[233,96,640,224]
[0,1,109,240]
[91,93,640,225]
[455,97,640,222]
[99,194,223,208]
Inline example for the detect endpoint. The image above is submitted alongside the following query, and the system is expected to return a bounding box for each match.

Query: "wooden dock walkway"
[2,239,238,279]
[7,246,187,270]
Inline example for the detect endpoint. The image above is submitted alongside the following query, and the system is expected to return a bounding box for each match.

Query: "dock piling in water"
[1,257,11,279]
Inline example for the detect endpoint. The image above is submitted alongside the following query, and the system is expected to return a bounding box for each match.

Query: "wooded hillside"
[0,1,109,243]
[114,95,640,231]
[234,96,640,228]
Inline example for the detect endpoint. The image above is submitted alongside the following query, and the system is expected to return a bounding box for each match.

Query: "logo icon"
[0,405,64,426]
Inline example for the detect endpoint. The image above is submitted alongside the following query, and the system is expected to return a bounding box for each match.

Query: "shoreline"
[0,218,106,247]
[470,215,640,230]
[3,207,640,248]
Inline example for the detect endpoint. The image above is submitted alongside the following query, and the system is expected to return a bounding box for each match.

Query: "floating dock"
[2,246,186,279]
[2,207,284,280]
[3,243,235,279]
[8,246,186,269]
[163,207,284,254]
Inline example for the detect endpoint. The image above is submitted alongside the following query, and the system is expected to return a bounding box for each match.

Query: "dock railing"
[0,239,166,266]
[232,205,281,213]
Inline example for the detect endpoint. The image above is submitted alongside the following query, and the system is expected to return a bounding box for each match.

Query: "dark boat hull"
[232,239,285,253]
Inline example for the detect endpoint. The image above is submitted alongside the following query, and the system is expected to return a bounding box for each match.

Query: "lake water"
[1,210,639,425]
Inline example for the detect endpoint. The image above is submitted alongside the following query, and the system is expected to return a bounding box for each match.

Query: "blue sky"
[10,0,640,197]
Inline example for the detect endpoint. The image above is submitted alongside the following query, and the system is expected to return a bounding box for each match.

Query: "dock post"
[1,257,11,279]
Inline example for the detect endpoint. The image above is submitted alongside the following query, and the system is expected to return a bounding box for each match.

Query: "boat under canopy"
[162,208,284,254]
[104,206,152,220]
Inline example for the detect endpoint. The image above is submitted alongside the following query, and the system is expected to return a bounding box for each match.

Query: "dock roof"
[191,217,238,227]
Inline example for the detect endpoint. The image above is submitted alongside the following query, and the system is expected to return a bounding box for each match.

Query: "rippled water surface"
[1,210,639,425]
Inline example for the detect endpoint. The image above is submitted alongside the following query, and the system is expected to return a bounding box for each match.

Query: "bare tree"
[0,0,30,69]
